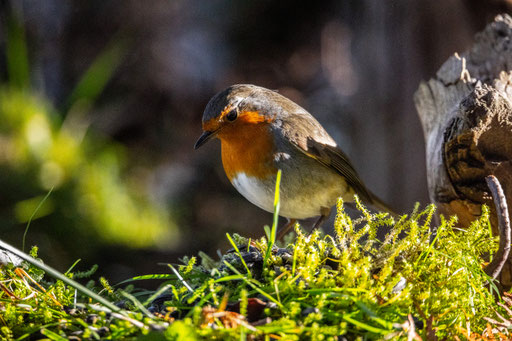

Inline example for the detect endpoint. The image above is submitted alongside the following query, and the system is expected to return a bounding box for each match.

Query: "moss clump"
[0,201,507,340]
[156,201,500,340]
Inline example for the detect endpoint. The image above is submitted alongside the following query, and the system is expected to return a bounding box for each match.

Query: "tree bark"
[414,14,512,287]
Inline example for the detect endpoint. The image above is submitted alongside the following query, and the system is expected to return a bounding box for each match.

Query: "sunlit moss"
[151,201,501,340]
[0,208,505,340]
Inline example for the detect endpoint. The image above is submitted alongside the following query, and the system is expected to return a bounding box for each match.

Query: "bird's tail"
[368,191,398,217]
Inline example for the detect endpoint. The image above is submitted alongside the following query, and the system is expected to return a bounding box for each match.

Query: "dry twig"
[484,176,511,281]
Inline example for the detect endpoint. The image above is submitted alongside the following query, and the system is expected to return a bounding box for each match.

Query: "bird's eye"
[226,110,238,122]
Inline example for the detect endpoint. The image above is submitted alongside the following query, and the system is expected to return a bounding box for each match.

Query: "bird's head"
[194,84,286,149]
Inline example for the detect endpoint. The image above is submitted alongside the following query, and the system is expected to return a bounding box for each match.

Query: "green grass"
[0,200,508,340]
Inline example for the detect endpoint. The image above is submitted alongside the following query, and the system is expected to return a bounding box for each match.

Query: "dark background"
[0,0,510,284]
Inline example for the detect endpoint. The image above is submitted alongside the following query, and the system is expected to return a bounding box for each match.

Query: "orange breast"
[218,116,277,181]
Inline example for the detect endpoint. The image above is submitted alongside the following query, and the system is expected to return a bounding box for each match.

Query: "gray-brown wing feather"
[278,112,373,203]
[303,138,373,203]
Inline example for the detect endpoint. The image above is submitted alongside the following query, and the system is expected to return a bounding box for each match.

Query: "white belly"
[230,171,345,220]
[231,173,274,213]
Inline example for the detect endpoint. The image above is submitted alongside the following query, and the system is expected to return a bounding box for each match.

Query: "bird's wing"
[279,113,373,203]
[303,138,373,203]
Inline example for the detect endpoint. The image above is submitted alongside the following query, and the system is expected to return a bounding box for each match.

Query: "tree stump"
[414,14,512,287]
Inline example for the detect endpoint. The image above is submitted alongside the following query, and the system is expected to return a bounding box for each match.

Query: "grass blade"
[142,283,173,307]
[222,260,283,309]
[168,264,193,292]
[226,233,251,277]
[40,328,67,341]
[119,290,154,318]
[264,169,281,266]
[0,238,121,313]
[22,187,54,252]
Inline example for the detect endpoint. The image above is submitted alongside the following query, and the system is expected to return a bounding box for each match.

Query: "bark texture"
[415,14,512,286]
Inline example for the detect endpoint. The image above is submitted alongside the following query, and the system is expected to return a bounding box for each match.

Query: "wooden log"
[414,14,512,287]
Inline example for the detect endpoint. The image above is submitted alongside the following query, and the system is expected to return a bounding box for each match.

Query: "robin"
[195,84,394,237]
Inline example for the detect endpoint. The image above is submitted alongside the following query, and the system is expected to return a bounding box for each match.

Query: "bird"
[194,84,393,237]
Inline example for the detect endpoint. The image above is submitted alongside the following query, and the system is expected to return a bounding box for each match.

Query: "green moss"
[0,202,508,340]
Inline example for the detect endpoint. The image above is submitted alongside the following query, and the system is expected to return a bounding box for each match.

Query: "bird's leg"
[277,218,297,240]
[311,206,331,232]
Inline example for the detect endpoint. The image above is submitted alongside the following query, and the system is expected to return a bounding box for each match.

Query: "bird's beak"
[194,130,218,149]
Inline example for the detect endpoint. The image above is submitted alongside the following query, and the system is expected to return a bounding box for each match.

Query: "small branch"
[484,175,511,281]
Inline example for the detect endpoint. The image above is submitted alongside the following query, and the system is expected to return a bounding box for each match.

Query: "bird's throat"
[219,123,277,181]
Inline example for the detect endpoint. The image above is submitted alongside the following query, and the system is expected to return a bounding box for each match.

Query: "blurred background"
[0,0,510,283]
